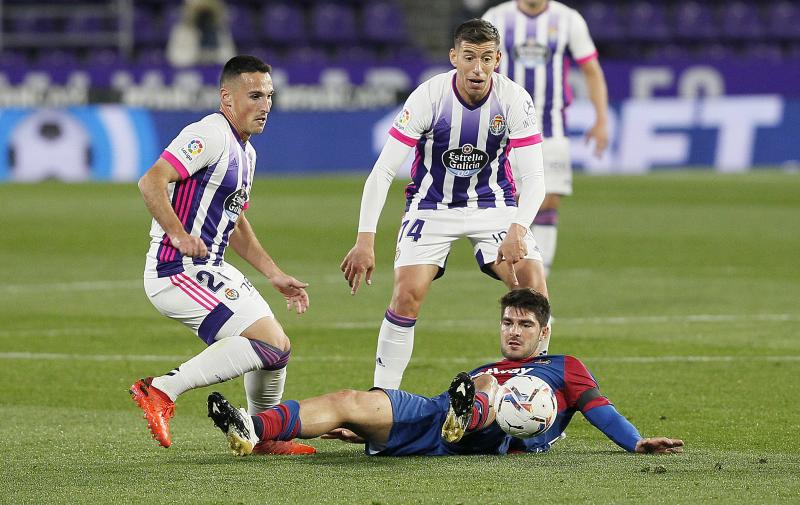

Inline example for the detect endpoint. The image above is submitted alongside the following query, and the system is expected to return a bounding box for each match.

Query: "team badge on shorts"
[488,114,506,136]
[224,288,239,300]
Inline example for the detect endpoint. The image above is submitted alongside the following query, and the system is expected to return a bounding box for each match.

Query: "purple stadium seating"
[720,2,763,40]
[216,5,252,45]
[134,7,166,46]
[261,3,307,45]
[765,1,800,40]
[672,1,719,40]
[582,2,625,42]
[361,1,408,44]
[626,2,671,42]
[310,2,358,44]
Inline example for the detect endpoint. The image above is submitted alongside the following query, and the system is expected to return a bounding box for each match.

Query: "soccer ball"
[493,375,557,438]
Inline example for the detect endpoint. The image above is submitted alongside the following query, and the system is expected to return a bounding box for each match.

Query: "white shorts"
[542,136,573,196]
[394,207,542,279]
[144,263,273,345]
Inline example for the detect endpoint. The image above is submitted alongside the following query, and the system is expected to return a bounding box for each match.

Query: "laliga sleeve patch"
[179,138,205,163]
[393,108,412,131]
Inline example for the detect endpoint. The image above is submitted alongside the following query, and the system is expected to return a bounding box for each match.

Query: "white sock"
[151,336,263,401]
[531,212,558,277]
[373,309,416,389]
[537,317,553,355]
[244,367,287,415]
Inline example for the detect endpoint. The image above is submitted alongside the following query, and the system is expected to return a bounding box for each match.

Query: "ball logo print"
[493,375,557,438]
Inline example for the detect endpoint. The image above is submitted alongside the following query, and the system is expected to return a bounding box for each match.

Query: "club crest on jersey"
[514,40,551,68]
[489,114,506,136]
[224,188,248,221]
[224,288,239,300]
[393,108,412,131]
[180,138,204,162]
[442,143,490,177]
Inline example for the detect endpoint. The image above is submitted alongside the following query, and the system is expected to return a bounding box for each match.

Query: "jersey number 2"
[196,270,224,292]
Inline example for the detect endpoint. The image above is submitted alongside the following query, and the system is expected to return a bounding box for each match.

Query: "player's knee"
[541,194,562,209]
[390,290,422,318]
[332,389,363,411]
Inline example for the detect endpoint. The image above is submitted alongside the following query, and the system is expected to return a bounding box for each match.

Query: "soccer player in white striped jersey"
[129,55,313,455]
[341,19,549,390]
[483,0,609,277]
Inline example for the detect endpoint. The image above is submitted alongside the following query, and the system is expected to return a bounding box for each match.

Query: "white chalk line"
[0,352,798,365]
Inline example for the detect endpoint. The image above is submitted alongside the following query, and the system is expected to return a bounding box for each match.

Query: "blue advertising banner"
[1,96,797,182]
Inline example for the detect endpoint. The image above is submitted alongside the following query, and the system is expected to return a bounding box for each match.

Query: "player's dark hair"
[219,55,271,87]
[500,289,550,327]
[453,18,500,49]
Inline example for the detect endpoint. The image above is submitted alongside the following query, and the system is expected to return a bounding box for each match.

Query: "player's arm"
[230,212,309,314]
[579,58,609,158]
[495,139,546,272]
[138,158,207,258]
[340,135,413,294]
[564,356,683,453]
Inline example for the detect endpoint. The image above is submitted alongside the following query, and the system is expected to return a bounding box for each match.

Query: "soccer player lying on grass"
[208,289,683,456]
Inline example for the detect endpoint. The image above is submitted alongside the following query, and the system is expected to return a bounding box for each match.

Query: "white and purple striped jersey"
[144,113,255,278]
[483,1,598,138]
[389,69,542,211]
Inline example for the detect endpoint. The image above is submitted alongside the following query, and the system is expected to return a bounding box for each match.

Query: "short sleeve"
[505,87,542,148]
[568,9,598,64]
[388,82,434,147]
[161,122,225,179]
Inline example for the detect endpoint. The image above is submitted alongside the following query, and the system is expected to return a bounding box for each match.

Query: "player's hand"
[495,224,528,285]
[340,242,375,295]
[270,274,310,314]
[320,428,366,444]
[635,437,684,454]
[170,234,208,258]
[584,121,609,158]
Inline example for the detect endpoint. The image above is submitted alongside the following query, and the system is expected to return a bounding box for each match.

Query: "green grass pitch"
[1,171,798,504]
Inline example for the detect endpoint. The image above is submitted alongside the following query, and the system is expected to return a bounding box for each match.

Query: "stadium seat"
[226,5,257,45]
[261,3,307,45]
[134,6,166,46]
[361,1,408,45]
[310,2,359,44]
[765,1,800,40]
[582,2,625,42]
[626,2,671,42]
[672,1,720,40]
[720,2,763,41]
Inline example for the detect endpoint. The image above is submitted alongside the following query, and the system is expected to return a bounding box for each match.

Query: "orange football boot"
[129,377,175,448]
[252,440,317,455]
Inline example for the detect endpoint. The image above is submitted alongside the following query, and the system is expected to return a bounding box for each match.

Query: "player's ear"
[449,48,458,67]
[539,323,550,341]
[495,50,502,70]
[220,86,232,109]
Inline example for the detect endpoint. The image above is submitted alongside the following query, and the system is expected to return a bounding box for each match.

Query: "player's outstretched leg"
[208,392,259,456]
[441,372,476,443]
[129,377,175,448]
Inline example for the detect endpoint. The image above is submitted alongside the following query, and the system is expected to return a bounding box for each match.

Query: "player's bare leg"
[442,373,499,443]
[374,264,439,388]
[208,389,393,456]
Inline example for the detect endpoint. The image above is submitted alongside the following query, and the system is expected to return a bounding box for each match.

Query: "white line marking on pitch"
[0,312,796,339]
[0,352,798,364]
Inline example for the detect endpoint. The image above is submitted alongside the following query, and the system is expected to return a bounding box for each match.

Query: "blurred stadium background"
[0,0,798,180]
